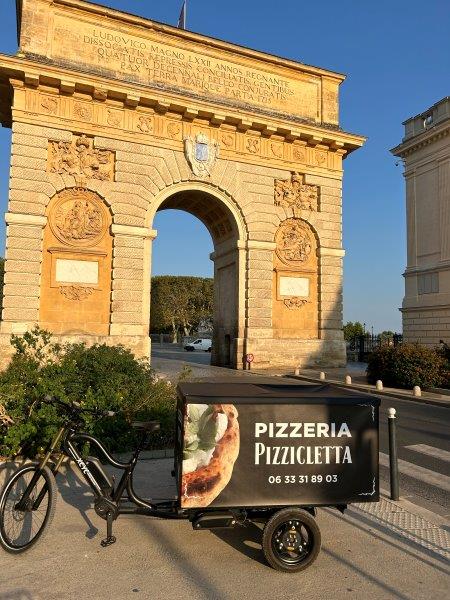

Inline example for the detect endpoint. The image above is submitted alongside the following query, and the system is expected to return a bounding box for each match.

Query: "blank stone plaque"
[279,276,309,297]
[55,259,99,285]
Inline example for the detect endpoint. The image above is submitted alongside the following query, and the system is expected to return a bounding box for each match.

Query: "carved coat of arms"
[184,133,219,177]
[48,134,115,184]
[274,172,319,214]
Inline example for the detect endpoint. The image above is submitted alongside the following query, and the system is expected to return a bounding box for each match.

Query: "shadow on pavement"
[210,522,267,566]
[55,464,98,539]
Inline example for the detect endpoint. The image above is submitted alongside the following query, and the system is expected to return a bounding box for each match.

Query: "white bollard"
[294,367,300,376]
[345,375,352,385]
[413,385,421,397]
[376,380,383,391]
[319,371,326,381]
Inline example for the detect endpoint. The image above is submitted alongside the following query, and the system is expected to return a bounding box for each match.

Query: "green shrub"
[366,343,446,389]
[0,327,177,458]
[437,342,450,388]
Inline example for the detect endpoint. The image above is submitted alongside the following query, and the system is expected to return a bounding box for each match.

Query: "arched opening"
[150,187,244,368]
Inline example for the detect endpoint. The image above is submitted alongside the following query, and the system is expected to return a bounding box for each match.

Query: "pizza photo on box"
[181,403,240,508]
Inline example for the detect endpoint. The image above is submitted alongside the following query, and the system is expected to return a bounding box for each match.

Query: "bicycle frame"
[17,424,180,519]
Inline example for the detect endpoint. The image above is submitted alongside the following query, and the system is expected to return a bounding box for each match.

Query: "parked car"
[184,338,212,352]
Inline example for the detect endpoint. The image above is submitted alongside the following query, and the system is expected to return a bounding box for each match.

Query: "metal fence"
[347,334,403,362]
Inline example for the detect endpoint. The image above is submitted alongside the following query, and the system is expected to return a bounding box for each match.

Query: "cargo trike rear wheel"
[262,508,321,572]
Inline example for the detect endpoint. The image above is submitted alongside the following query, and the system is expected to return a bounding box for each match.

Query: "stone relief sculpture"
[60,285,94,300]
[48,134,115,182]
[284,298,309,310]
[274,172,319,213]
[184,132,220,177]
[49,189,108,247]
[275,218,314,267]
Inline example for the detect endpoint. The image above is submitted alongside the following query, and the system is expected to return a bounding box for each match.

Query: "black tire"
[0,463,57,553]
[262,508,321,572]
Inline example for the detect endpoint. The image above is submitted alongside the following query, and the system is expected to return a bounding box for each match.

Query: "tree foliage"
[343,321,365,341]
[150,275,213,337]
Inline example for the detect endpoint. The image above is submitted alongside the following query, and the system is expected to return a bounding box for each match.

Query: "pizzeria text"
[254,421,352,465]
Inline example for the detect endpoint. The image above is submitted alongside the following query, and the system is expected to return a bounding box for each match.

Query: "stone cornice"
[390,120,450,158]
[5,212,46,226]
[0,54,365,155]
[111,224,157,239]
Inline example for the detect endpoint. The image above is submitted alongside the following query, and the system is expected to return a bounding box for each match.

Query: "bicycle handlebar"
[42,395,116,419]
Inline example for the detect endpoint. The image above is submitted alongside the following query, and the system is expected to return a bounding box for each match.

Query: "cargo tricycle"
[0,380,379,572]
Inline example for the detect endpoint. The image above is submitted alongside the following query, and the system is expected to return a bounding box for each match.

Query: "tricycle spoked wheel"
[0,463,57,553]
[262,508,321,572]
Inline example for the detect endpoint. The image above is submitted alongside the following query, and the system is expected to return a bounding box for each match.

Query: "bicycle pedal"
[100,535,116,547]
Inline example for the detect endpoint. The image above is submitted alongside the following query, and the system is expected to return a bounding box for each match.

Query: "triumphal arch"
[0,0,364,369]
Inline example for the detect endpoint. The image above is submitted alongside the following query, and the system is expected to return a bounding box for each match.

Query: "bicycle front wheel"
[0,463,57,553]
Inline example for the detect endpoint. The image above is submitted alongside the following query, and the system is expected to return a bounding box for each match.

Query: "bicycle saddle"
[131,420,160,432]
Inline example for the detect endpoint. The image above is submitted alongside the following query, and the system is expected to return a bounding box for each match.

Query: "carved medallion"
[274,172,319,213]
[271,142,283,158]
[293,146,306,162]
[315,150,327,166]
[137,116,153,133]
[50,189,108,247]
[74,102,93,121]
[221,133,234,148]
[60,285,95,300]
[246,138,260,154]
[107,110,121,127]
[48,134,115,182]
[284,298,309,309]
[275,218,314,267]
[41,96,58,114]
[167,122,181,139]
[184,132,220,178]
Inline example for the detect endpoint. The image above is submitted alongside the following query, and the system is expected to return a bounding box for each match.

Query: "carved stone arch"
[272,217,319,339]
[145,180,248,368]
[40,187,113,336]
[146,180,248,244]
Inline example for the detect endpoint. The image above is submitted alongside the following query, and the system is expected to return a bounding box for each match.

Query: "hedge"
[366,342,447,389]
[0,327,179,458]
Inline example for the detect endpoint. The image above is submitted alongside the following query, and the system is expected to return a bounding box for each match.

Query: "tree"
[150,276,213,338]
[343,321,364,341]
[379,330,395,341]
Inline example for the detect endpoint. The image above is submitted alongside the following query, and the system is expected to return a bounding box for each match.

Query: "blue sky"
[0,0,448,332]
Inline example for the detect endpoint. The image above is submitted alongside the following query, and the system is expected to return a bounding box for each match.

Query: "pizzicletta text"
[254,422,353,465]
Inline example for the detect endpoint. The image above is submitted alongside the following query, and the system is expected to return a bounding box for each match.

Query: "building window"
[418,272,439,294]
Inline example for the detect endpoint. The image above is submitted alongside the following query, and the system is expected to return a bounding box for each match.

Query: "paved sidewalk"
[1,458,448,600]
[254,363,450,408]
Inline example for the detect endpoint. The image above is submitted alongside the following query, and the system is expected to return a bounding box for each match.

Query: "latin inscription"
[83,28,293,104]
[49,16,320,119]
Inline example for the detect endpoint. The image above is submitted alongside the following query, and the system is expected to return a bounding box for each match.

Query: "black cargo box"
[175,381,379,509]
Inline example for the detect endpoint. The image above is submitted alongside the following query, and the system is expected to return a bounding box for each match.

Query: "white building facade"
[391,97,450,345]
